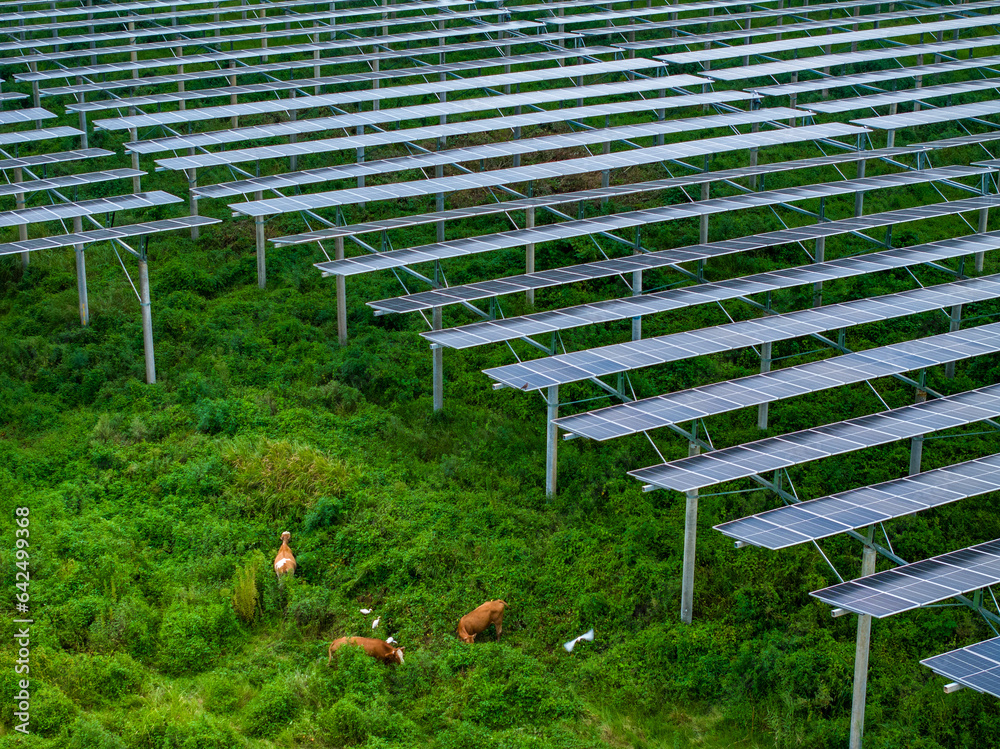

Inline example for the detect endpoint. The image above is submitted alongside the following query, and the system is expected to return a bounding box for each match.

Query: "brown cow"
[274,531,297,578]
[457,599,508,644]
[328,636,405,665]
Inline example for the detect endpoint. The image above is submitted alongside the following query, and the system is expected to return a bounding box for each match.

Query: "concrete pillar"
[73,216,89,326]
[14,167,28,271]
[680,441,701,624]
[849,538,878,749]
[977,205,988,273]
[335,236,347,345]
[254,192,266,289]
[433,306,443,411]
[129,129,141,193]
[632,265,642,341]
[855,158,866,217]
[945,305,962,379]
[700,182,710,244]
[909,387,928,475]
[187,169,199,240]
[525,207,535,305]
[139,249,156,384]
[757,342,772,430]
[545,385,559,497]
[813,237,826,307]
[749,123,759,190]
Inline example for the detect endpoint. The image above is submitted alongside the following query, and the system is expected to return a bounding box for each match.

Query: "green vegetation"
[2,14,1000,749]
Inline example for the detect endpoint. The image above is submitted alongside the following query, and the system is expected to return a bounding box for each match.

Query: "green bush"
[242,678,301,738]
[159,602,240,676]
[63,716,129,749]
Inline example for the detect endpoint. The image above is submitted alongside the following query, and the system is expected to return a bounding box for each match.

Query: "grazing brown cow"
[457,599,507,644]
[328,636,405,665]
[274,531,297,578]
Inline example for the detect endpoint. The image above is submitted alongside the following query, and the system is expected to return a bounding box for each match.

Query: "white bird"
[563,629,595,653]
[371,617,381,630]
[360,608,372,615]
[385,636,397,645]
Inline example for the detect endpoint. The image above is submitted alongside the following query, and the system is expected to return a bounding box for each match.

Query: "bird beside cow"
[457,599,508,644]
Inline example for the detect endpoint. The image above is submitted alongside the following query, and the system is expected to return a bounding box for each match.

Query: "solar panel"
[17,26,571,82]
[70,57,663,114]
[191,108,808,198]
[0,6,508,51]
[602,0,991,47]
[808,78,1000,114]
[812,537,1000,618]
[373,192,991,314]
[853,100,1000,130]
[553,321,1000,442]
[0,0,355,22]
[96,72,704,132]
[754,54,1000,97]
[0,169,144,197]
[42,45,613,97]
[311,162,976,274]
[422,231,1000,349]
[0,126,83,146]
[704,34,1000,81]
[139,84,738,159]
[0,108,54,124]
[0,216,220,256]
[11,20,545,67]
[628,383,1000,493]
[657,15,1000,65]
[245,123,868,218]
[485,274,1000,390]
[4,0,472,31]
[0,191,182,228]
[0,149,114,170]
[923,637,1000,698]
[716,453,1000,550]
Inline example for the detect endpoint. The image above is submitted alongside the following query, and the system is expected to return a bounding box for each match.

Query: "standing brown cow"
[274,531,297,578]
[457,599,508,644]
[329,636,405,665]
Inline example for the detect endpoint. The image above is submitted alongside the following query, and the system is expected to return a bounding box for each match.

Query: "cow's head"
[392,646,405,664]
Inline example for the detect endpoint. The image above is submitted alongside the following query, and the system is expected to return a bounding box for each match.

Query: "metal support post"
[139,247,156,384]
[335,236,347,345]
[129,129,141,193]
[187,169,199,240]
[945,305,963,379]
[700,182,710,244]
[813,236,826,307]
[73,216,89,326]
[545,385,559,497]
[757,341,772,430]
[849,530,877,749]
[909,383,928,475]
[525,207,535,305]
[632,265,642,342]
[254,192,266,289]
[680,440,701,624]
[432,307,443,411]
[854,158,866,217]
[977,203,989,273]
[14,167,28,270]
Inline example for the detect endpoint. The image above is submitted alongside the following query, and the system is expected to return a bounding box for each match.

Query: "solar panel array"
[812,537,1000,618]
[715,454,1000,550]
[923,638,1000,699]
[5,0,1000,713]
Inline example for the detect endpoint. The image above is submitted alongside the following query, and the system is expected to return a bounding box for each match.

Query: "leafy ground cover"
[1,48,1000,749]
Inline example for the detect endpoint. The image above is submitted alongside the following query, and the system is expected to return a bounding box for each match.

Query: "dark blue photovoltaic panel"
[923,638,1000,698]
[627,385,1000,493]
[812,538,1000,617]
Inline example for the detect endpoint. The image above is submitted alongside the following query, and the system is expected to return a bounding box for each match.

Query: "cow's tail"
[496,599,509,607]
